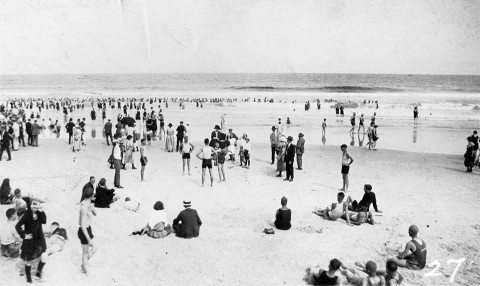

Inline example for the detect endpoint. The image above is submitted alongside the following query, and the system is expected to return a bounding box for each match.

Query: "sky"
[0,0,479,75]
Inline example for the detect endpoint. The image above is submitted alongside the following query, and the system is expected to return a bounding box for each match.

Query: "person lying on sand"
[304,258,345,286]
[390,225,427,270]
[313,192,351,225]
[341,261,386,286]
[44,222,68,256]
[341,211,375,226]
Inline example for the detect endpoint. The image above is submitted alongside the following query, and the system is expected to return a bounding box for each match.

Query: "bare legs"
[183,158,191,175]
[81,243,97,274]
[341,174,349,192]
[217,163,226,182]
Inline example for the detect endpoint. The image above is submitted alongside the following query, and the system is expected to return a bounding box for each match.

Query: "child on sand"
[243,137,251,169]
[13,188,27,211]
[180,136,194,175]
[123,197,140,212]
[44,222,68,256]
[0,208,21,258]
[340,144,354,192]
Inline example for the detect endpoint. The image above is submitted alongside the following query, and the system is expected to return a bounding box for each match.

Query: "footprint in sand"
[296,226,323,234]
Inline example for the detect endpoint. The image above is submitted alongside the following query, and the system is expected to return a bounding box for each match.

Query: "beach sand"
[0,101,479,286]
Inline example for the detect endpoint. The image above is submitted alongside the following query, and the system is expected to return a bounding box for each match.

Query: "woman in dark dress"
[465,137,475,172]
[94,178,116,208]
[15,199,47,283]
[0,178,13,204]
[274,196,291,230]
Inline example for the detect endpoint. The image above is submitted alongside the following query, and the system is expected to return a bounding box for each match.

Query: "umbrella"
[121,116,136,127]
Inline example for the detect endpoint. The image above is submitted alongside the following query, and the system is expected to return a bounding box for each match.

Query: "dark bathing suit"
[314,270,338,286]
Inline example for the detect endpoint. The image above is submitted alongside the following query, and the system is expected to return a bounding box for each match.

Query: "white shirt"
[201,146,213,159]
[113,144,122,159]
[148,210,169,228]
[243,142,251,151]
[0,221,20,245]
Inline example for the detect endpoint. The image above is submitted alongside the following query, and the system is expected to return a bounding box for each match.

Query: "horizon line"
[1,72,480,77]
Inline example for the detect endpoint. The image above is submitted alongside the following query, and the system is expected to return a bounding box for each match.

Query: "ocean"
[1,73,480,94]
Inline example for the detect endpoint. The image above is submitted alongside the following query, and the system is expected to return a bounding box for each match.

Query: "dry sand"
[0,103,479,286]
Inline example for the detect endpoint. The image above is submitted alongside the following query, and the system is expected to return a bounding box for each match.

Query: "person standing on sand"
[276,139,287,178]
[296,133,305,170]
[66,118,75,145]
[358,114,365,135]
[166,123,175,152]
[413,106,419,123]
[31,120,40,147]
[113,136,123,188]
[0,126,12,161]
[180,136,194,175]
[139,139,147,181]
[390,225,427,270]
[15,200,47,282]
[322,118,327,137]
[465,137,475,172]
[270,126,278,165]
[197,138,214,187]
[78,188,97,274]
[176,121,186,152]
[340,144,354,192]
[350,112,356,134]
[104,119,113,146]
[26,119,32,146]
[284,136,295,182]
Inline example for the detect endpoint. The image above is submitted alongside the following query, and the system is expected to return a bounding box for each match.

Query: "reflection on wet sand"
[413,123,418,143]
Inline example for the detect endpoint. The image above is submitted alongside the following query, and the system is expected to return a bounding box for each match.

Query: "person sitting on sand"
[341,261,386,286]
[346,184,381,213]
[131,201,172,238]
[274,196,291,230]
[172,200,202,239]
[390,225,427,270]
[94,178,117,208]
[304,258,345,286]
[13,188,27,211]
[313,192,351,225]
[0,208,22,258]
[44,222,68,256]
[342,259,403,286]
[0,178,13,205]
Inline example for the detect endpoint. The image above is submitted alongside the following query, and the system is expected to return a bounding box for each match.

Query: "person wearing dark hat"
[175,121,186,152]
[284,136,295,181]
[210,125,221,148]
[296,133,305,170]
[172,200,202,239]
[94,178,116,208]
[104,119,113,146]
[270,126,278,165]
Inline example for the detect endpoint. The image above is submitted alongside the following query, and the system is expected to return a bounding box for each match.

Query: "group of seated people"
[313,184,380,226]
[131,200,203,239]
[304,225,427,285]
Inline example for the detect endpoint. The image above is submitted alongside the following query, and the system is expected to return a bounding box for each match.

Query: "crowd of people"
[2,95,476,285]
